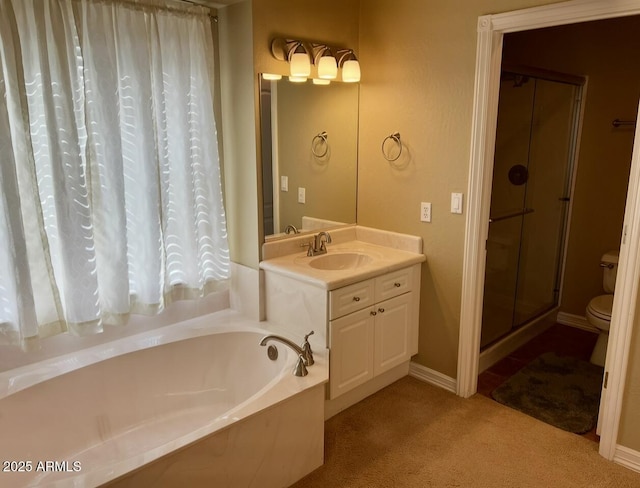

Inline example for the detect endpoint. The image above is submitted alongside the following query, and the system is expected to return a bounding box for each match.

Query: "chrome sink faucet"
[304,231,332,256]
[259,331,315,377]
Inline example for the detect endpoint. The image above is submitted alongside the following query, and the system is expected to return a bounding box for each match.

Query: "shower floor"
[477,323,600,442]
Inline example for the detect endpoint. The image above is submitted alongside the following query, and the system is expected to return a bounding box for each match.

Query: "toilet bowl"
[586,250,618,367]
[586,294,613,367]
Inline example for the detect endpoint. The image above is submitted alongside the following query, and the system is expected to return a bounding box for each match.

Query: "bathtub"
[0,309,327,487]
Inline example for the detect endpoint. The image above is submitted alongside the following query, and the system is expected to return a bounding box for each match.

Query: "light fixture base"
[271,38,290,61]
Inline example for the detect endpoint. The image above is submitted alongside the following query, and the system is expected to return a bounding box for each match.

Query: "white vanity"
[260,225,426,417]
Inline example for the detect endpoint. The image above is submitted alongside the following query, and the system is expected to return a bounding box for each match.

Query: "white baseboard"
[614,445,640,473]
[409,361,457,394]
[556,311,599,333]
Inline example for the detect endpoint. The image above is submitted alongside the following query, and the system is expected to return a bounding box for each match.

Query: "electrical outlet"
[420,202,431,222]
[298,187,306,204]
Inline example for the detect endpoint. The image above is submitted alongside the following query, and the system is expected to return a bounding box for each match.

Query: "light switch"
[280,175,288,192]
[298,187,306,204]
[451,193,463,214]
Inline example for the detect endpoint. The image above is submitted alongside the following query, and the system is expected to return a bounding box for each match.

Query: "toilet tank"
[602,250,619,293]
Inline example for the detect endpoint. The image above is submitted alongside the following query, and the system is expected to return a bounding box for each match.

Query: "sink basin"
[308,252,373,270]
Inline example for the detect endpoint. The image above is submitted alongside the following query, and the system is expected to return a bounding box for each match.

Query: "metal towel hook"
[382,132,402,161]
[311,131,329,158]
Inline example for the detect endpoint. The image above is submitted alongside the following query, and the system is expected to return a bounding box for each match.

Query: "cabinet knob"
[394,282,401,287]
[378,308,385,313]
[370,311,377,316]
[353,296,360,302]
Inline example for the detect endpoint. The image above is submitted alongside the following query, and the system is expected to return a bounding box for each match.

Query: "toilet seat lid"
[588,294,614,320]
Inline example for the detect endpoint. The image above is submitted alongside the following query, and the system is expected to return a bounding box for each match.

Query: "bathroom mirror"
[259,75,359,240]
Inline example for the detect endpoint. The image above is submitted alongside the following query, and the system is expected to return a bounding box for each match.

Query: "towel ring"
[382,132,402,162]
[311,131,329,158]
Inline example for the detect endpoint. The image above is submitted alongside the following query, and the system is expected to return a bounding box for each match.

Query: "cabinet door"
[374,293,412,376]
[329,308,375,399]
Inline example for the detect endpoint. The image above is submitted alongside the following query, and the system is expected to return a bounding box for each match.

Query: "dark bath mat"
[491,352,604,434]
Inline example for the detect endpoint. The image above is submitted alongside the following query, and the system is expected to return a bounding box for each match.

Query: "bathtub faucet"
[259,331,315,377]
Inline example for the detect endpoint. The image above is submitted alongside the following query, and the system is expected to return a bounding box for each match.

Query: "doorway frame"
[458,0,640,461]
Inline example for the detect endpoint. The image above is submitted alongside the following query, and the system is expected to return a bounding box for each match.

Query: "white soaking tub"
[0,309,327,488]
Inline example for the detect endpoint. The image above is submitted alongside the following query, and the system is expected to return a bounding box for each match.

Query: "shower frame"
[478,66,585,366]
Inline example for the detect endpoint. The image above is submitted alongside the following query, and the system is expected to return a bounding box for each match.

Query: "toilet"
[586,250,619,367]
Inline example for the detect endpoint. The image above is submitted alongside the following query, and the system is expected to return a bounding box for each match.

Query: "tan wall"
[218,1,260,268]
[502,18,639,317]
[619,291,640,451]
[357,0,561,377]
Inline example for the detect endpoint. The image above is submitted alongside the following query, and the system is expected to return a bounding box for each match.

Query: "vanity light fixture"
[271,38,360,83]
[312,78,331,85]
[289,42,311,77]
[271,39,311,78]
[262,73,282,80]
[314,45,338,80]
[338,50,361,83]
[288,76,308,83]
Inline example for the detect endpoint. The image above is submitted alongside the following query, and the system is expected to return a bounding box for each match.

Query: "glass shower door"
[481,73,535,348]
[513,79,576,326]
[481,72,578,349]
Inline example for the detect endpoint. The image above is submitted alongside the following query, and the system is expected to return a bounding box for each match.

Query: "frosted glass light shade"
[262,73,282,80]
[317,55,338,79]
[313,78,330,85]
[342,59,361,82]
[290,51,311,77]
[288,76,307,83]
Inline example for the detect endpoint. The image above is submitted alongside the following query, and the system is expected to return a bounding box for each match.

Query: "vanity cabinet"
[260,230,425,415]
[328,267,415,399]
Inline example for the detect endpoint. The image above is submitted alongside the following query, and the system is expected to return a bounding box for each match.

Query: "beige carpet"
[292,377,640,488]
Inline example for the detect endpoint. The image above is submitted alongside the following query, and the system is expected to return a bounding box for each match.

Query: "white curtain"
[0,0,229,349]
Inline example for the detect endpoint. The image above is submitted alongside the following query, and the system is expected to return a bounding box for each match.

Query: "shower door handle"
[488,208,534,224]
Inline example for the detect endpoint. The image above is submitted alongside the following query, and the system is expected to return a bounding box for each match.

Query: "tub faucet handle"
[293,354,309,377]
[259,333,314,375]
[301,330,315,366]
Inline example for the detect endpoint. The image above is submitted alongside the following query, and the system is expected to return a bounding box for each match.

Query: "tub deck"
[0,310,328,487]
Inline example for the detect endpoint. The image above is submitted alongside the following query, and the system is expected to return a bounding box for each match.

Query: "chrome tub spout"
[259,331,315,377]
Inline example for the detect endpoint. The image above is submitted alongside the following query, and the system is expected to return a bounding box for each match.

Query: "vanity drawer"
[375,266,413,302]
[329,279,375,320]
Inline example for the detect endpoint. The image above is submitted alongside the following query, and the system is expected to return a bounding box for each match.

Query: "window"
[0,0,229,348]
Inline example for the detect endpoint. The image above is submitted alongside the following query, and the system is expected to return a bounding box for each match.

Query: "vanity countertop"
[259,239,426,290]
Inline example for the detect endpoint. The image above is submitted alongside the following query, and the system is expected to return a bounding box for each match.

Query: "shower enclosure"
[480,70,582,349]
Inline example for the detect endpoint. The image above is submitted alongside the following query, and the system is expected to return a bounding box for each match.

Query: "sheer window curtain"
[0,0,229,349]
